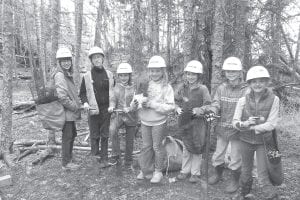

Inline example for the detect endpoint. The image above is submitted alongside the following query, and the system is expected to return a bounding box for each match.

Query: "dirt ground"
[0,80,299,200]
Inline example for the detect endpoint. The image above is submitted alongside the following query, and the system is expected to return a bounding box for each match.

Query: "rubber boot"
[225,168,241,193]
[99,137,110,168]
[208,164,224,185]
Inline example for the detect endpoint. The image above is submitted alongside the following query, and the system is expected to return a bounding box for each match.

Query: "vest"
[240,89,275,144]
[84,69,114,115]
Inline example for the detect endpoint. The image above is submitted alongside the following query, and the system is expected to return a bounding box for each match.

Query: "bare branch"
[295,24,300,64]
[280,23,295,61]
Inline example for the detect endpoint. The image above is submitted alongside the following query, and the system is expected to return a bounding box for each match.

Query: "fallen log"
[15,143,38,161]
[14,139,90,148]
[19,145,140,155]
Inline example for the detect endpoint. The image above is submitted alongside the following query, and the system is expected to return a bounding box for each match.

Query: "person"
[54,47,81,170]
[108,63,138,167]
[208,57,248,193]
[232,66,279,199]
[174,60,211,183]
[136,55,175,183]
[79,46,114,168]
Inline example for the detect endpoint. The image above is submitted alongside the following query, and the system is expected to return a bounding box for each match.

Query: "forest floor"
[0,79,299,200]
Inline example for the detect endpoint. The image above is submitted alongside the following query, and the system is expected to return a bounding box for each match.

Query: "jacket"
[54,66,81,121]
[80,67,114,115]
[233,89,279,144]
[110,83,138,126]
[209,81,248,139]
[175,83,211,154]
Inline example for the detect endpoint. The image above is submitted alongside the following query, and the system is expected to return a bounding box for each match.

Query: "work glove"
[176,107,183,115]
[123,107,130,113]
[133,99,139,109]
[192,107,205,117]
[83,102,90,112]
[108,107,115,113]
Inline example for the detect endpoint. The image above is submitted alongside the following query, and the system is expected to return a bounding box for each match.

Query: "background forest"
[0,0,300,199]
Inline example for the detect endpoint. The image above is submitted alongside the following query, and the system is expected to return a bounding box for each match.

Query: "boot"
[208,164,224,185]
[225,168,241,193]
[91,138,100,156]
[235,179,253,200]
[100,137,108,161]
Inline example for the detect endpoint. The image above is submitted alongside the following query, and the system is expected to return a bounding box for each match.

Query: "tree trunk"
[183,0,194,65]
[271,0,282,66]
[40,0,48,80]
[211,0,225,93]
[74,0,83,87]
[33,0,46,83]
[50,0,61,70]
[129,0,143,73]
[1,0,14,152]
[94,0,103,47]
[23,0,45,99]
[151,0,159,54]
[234,0,248,62]
[166,0,171,73]
[48,0,61,143]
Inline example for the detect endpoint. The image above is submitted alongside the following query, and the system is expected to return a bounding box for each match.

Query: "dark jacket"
[175,83,211,154]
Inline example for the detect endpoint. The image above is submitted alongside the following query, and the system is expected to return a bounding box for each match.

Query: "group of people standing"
[52,46,279,200]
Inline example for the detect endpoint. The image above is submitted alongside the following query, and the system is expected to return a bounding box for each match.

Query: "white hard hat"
[147,55,166,68]
[222,57,242,71]
[246,66,270,81]
[117,63,133,74]
[56,47,72,59]
[88,46,104,58]
[184,60,203,74]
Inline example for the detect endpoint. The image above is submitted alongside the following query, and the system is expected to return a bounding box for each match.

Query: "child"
[175,60,211,183]
[208,57,248,193]
[108,63,138,167]
[136,55,175,183]
[233,66,279,199]
[54,47,81,170]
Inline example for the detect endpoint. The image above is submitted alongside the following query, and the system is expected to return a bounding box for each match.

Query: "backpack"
[36,69,65,131]
[162,136,184,174]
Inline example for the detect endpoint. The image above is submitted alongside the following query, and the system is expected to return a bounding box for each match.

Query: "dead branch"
[31,148,54,165]
[15,142,39,161]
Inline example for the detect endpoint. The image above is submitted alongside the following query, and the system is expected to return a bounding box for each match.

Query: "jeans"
[110,114,136,163]
[240,140,272,188]
[212,135,242,170]
[181,144,202,176]
[62,121,77,166]
[139,123,166,175]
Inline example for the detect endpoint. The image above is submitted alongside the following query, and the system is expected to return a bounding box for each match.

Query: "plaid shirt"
[210,82,248,139]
